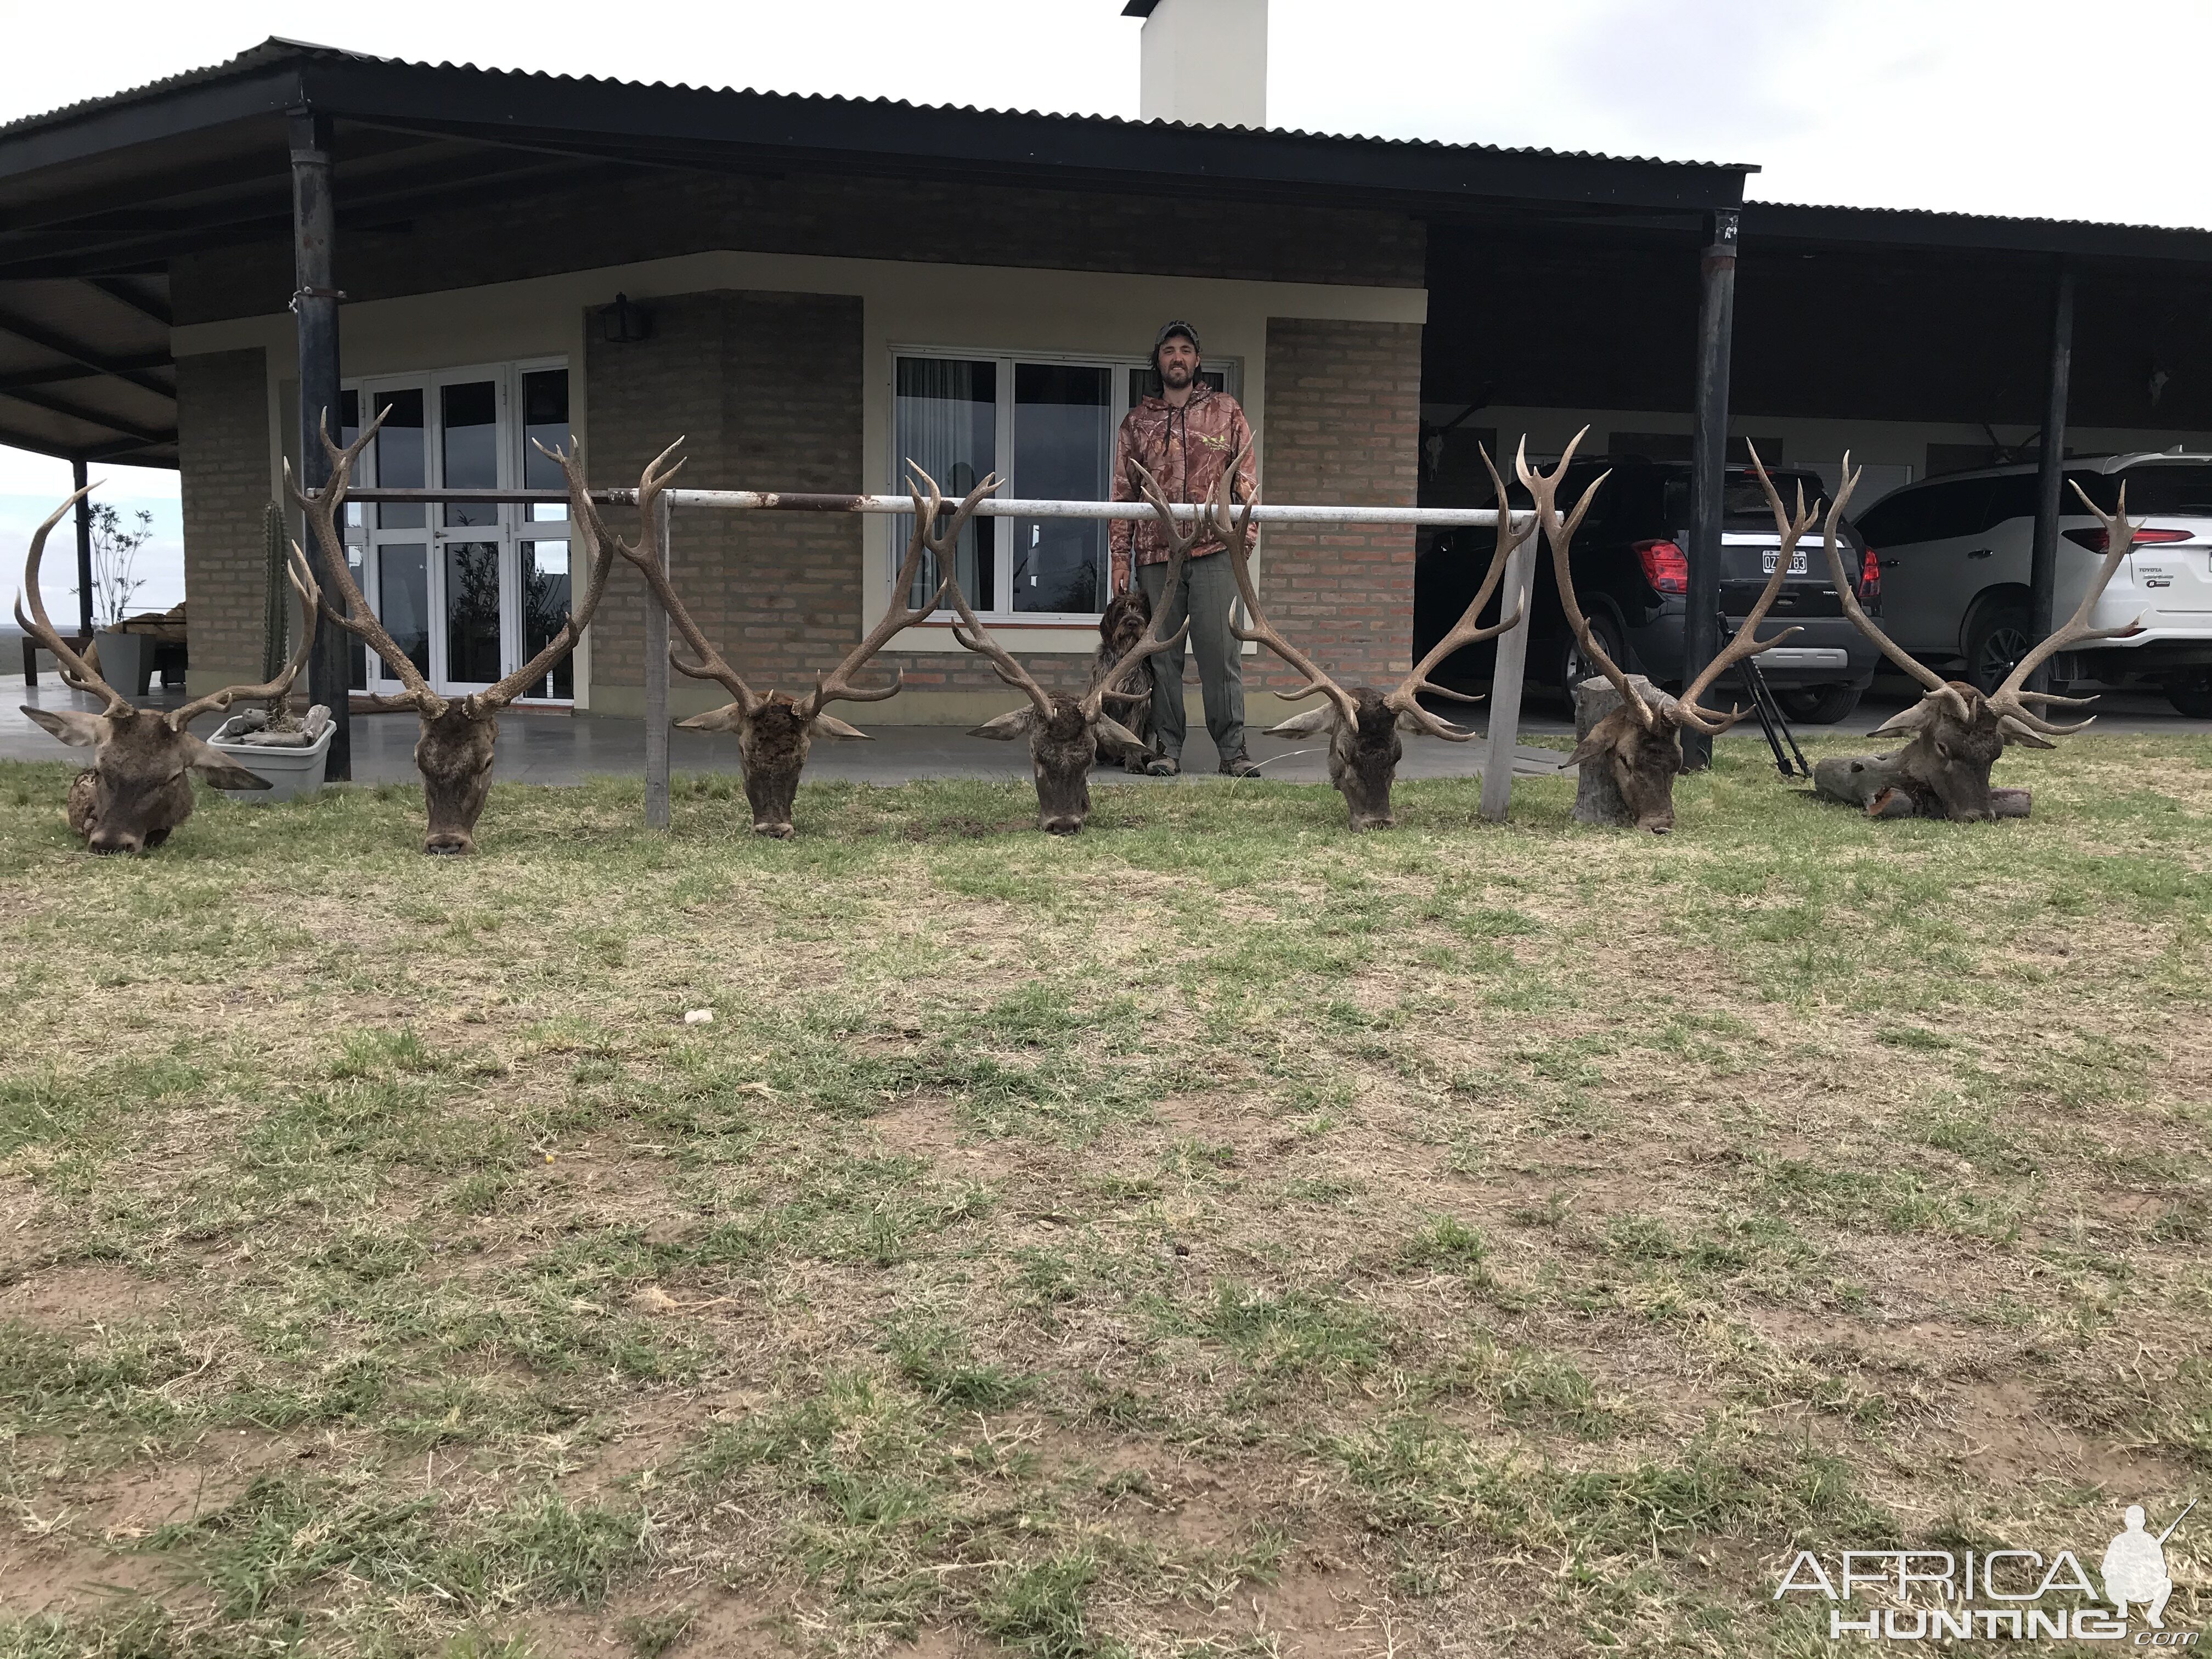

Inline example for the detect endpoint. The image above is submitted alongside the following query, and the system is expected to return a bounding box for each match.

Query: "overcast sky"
[4,0,2204,538]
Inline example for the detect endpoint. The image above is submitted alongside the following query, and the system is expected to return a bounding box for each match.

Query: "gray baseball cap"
[1152,319,1201,366]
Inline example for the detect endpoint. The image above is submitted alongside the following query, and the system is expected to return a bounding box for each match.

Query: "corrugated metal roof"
[1749,196,2207,240]
[0,36,1754,174]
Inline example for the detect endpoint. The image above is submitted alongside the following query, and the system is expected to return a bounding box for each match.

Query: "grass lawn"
[2,735,2210,1657]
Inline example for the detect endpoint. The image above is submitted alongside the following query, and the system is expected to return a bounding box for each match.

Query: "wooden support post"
[1681,206,1740,773]
[2028,263,2075,693]
[1479,515,1537,823]
[71,456,93,640]
[289,106,351,777]
[644,492,672,830]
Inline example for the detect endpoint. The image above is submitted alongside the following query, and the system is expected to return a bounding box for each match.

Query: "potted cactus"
[205,503,335,804]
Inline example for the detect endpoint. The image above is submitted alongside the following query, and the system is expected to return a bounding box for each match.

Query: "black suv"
[1413,455,1883,722]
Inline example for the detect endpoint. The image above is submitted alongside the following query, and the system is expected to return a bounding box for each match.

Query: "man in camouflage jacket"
[1108,320,1262,777]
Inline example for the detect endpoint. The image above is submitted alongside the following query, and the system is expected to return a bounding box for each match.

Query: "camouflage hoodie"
[1108,382,1258,591]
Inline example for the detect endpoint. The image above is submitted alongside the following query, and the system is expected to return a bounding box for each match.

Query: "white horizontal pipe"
[659,489,1527,529]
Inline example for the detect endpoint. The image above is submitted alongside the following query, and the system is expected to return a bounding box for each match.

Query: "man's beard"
[1161,361,1195,388]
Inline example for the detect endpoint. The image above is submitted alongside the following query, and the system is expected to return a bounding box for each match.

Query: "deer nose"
[423,831,474,856]
[1042,815,1085,836]
[88,830,139,855]
[753,821,796,840]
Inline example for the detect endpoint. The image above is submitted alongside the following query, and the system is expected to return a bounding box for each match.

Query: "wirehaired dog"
[1090,585,1158,771]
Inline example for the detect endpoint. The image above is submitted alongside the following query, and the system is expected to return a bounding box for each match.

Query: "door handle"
[1967,548,1994,560]
[1878,558,1900,569]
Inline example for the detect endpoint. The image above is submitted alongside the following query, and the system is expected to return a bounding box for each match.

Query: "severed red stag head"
[1538,430,1810,834]
[952,461,1191,833]
[1233,443,1533,831]
[1813,455,2143,821]
[293,407,625,854]
[17,486,319,854]
[589,453,974,838]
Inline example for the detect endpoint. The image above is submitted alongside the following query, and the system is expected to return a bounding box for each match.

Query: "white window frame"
[888,343,1243,623]
[339,356,574,702]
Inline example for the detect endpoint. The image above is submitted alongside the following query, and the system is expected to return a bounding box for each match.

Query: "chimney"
[1125,0,1268,129]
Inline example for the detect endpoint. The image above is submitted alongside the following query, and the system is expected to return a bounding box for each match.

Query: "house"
[1,5,2207,767]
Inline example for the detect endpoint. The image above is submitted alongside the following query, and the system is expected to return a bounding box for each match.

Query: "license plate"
[1762,549,1809,574]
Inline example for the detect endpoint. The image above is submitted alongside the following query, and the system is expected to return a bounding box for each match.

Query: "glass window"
[2082,465,2212,516]
[522,369,570,523]
[444,541,503,682]
[895,357,997,607]
[520,540,573,699]
[377,545,431,679]
[1857,479,1994,545]
[374,390,425,530]
[442,381,500,527]
[1013,363,1111,614]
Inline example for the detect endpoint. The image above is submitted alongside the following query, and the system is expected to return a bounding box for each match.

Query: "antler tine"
[1674,443,1811,731]
[466,438,623,715]
[1387,442,1536,737]
[1517,429,1641,727]
[595,441,761,715]
[804,465,993,716]
[1811,450,1968,722]
[166,538,323,729]
[1987,478,2148,729]
[1082,464,1197,719]
[923,463,1054,721]
[1212,444,1356,723]
[287,402,444,712]
[15,483,128,714]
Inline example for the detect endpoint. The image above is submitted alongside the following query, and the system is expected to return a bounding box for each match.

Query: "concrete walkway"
[8,677,2204,786]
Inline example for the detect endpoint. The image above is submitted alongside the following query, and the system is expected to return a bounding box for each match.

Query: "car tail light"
[1634,538,1688,595]
[2063,526,2193,552]
[1858,546,1881,603]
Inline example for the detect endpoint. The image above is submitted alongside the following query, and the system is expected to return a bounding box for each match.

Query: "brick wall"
[586,286,1114,720]
[173,168,1424,324]
[175,349,270,692]
[1253,317,1424,692]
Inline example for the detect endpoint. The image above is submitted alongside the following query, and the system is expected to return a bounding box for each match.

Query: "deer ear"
[969,709,1034,740]
[677,704,749,733]
[810,712,872,741]
[1094,714,1144,753]
[21,705,108,747]
[1265,706,1336,737]
[179,733,273,790]
[1564,730,1615,769]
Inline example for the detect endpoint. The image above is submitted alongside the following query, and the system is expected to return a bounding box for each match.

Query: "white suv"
[1850,452,2212,716]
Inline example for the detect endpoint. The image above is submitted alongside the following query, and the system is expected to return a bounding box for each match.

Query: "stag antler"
[165,539,323,730]
[798,464,980,719]
[1814,452,1972,727]
[14,483,128,715]
[1984,479,2147,738]
[1518,430,1638,726]
[1214,446,1358,726]
[452,439,625,719]
[286,404,447,716]
[1386,443,1534,740]
[1083,461,1198,720]
[917,466,1049,717]
[1672,443,1813,735]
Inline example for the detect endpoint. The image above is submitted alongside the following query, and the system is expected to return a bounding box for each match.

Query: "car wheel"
[1556,611,1627,700]
[1964,601,2033,695]
[2167,674,2212,720]
[1775,683,1863,724]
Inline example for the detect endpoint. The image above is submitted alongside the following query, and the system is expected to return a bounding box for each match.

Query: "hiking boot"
[1146,754,1181,777]
[1220,755,1264,778]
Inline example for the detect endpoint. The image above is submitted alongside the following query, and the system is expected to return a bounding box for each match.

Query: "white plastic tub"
[206,706,335,804]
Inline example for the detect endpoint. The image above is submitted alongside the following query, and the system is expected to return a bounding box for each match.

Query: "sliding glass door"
[342,360,571,702]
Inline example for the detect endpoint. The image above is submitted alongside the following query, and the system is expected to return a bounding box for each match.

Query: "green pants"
[1137,552,1246,763]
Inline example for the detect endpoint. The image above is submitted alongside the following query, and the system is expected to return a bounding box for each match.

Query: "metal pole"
[289,106,351,777]
[72,456,93,640]
[2028,263,2075,693]
[1479,516,1537,823]
[644,492,672,830]
[1681,206,1740,773]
